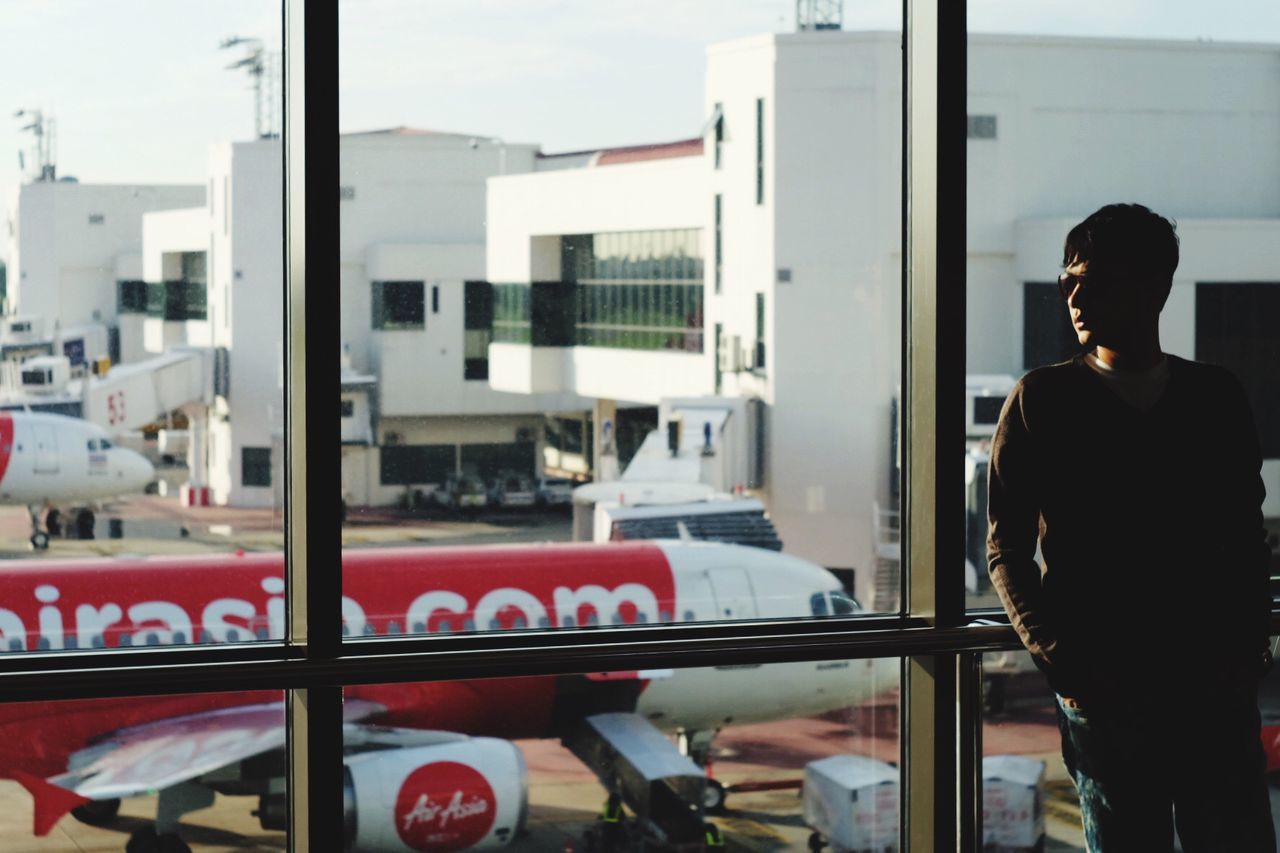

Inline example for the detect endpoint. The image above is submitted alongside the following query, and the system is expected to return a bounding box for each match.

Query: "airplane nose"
[114,448,156,491]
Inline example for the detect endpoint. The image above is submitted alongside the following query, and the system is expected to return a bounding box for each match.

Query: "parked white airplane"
[0,410,155,549]
[1,541,895,851]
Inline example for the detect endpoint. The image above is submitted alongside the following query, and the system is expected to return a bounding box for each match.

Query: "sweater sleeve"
[986,381,1067,674]
[1220,374,1273,670]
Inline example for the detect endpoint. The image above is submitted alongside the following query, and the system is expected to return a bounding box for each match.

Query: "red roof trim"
[541,137,705,167]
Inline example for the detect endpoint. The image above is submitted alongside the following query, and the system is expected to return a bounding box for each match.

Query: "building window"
[755,97,764,205]
[492,282,532,344]
[713,101,724,169]
[967,114,997,139]
[340,399,355,418]
[380,444,455,485]
[1023,282,1083,370]
[464,280,494,380]
[1196,282,1280,458]
[714,195,723,295]
[241,447,272,487]
[372,280,425,330]
[755,292,766,370]
[431,284,440,314]
[88,213,105,225]
[714,322,723,394]
[145,261,208,323]
[117,280,148,314]
[568,229,704,352]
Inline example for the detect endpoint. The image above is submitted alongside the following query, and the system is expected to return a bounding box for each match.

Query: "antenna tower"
[796,0,844,31]
[14,109,57,182]
[220,36,282,139]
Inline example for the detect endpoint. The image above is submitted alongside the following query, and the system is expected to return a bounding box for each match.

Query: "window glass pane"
[342,658,898,850]
[0,2,284,651]
[986,642,1280,848]
[0,691,288,851]
[338,2,903,622]
[966,4,1280,611]
[981,650,1083,849]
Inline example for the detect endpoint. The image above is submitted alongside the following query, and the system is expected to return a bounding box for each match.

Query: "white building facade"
[3,181,204,361]
[486,31,1280,607]
[139,130,590,507]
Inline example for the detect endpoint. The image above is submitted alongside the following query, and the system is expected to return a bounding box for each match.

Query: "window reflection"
[340,658,899,851]
[0,691,287,851]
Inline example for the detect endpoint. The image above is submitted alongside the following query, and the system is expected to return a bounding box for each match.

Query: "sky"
[1,0,1278,220]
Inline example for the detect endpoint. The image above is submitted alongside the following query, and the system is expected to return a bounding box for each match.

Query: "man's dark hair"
[1063,203,1179,309]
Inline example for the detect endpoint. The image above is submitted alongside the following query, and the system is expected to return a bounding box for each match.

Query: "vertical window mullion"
[903,0,969,850]
[285,0,343,850]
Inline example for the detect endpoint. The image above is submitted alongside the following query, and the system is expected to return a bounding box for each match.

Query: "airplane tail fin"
[10,770,90,836]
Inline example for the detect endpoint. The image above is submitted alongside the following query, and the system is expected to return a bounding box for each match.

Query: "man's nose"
[1067,284,1083,310]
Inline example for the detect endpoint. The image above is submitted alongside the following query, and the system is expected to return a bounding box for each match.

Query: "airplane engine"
[342,737,528,852]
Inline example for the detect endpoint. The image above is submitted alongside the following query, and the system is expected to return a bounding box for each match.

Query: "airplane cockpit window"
[810,592,830,617]
[830,590,861,615]
[100,439,112,449]
[87,440,99,451]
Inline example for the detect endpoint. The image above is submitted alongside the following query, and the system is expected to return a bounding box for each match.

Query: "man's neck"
[1094,345,1165,371]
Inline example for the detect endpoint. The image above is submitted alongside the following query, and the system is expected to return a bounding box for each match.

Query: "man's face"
[1059,258,1154,349]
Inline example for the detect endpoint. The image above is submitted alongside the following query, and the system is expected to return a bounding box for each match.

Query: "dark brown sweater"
[986,353,1271,700]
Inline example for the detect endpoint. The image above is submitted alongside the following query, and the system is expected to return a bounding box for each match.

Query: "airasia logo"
[395,761,495,851]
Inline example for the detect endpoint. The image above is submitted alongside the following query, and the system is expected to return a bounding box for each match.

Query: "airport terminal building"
[483,31,1280,605]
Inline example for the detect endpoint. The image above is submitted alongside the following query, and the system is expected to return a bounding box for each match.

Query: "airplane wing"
[50,699,384,800]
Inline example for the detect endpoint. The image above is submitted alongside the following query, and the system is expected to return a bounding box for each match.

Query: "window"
[755,291,766,369]
[713,101,724,168]
[380,444,456,485]
[755,97,764,205]
[21,4,1276,851]
[464,280,493,380]
[1196,282,1280,458]
[371,280,425,330]
[1022,281,1083,369]
[492,282,532,343]
[714,194,723,294]
[569,229,704,351]
[241,446,272,487]
[340,399,354,418]
[117,279,147,313]
[967,114,997,139]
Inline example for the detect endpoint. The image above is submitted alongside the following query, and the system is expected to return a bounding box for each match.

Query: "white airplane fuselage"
[0,411,154,505]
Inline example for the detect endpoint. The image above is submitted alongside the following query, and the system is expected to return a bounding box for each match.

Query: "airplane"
[0,540,898,853]
[0,410,155,549]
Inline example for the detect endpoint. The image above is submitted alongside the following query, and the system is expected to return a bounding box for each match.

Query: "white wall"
[11,182,203,330]
[761,33,904,588]
[220,140,285,508]
[141,208,206,281]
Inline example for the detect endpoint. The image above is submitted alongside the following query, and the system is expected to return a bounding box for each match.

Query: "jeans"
[1056,684,1275,852]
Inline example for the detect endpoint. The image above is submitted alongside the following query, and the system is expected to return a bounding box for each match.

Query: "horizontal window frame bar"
[0,621,1020,702]
[5,605,1279,689]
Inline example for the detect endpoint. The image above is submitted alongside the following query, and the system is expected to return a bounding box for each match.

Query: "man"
[986,203,1274,850]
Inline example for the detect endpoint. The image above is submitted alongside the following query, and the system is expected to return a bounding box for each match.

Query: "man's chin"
[1075,329,1094,347]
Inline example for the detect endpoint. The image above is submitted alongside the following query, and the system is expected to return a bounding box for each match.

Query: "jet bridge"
[0,347,212,434]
